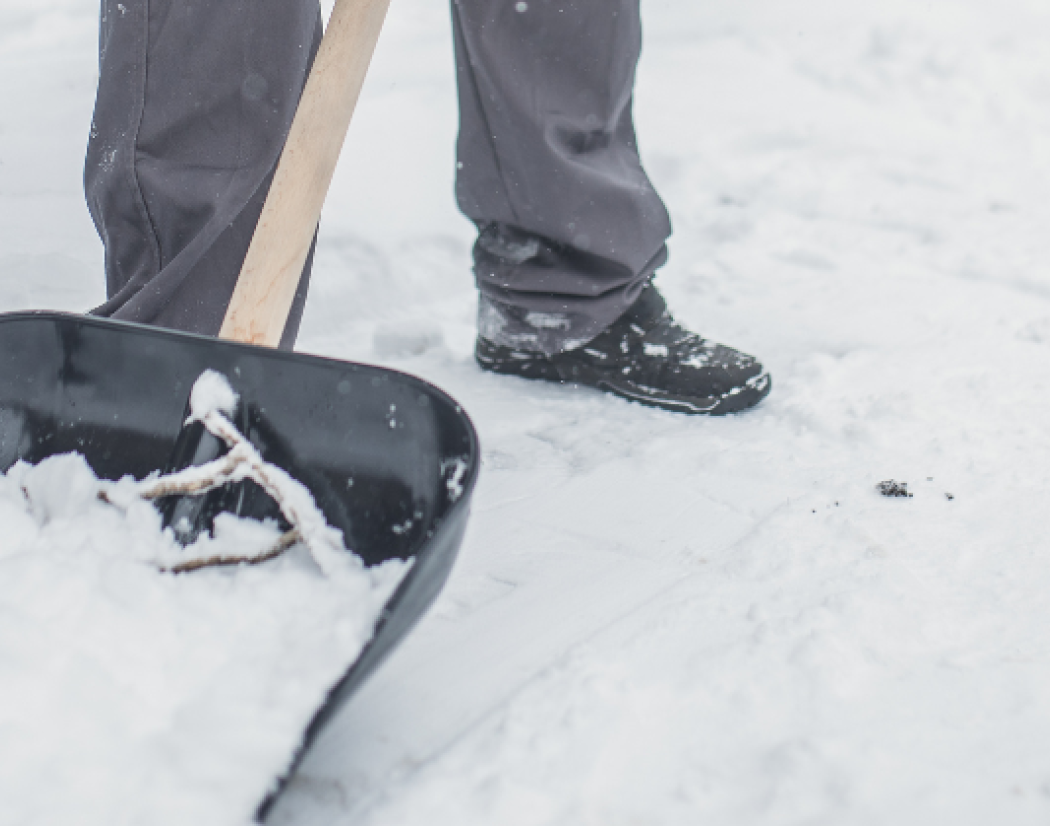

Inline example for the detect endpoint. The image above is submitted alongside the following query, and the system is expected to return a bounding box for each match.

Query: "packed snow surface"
[0,450,408,826]
[4,0,1050,824]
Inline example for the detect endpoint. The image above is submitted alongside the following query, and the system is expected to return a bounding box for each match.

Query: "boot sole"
[476,348,772,416]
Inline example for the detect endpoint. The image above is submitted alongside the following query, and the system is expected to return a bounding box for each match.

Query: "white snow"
[4,0,1050,824]
[372,320,444,359]
[188,368,240,422]
[0,452,409,826]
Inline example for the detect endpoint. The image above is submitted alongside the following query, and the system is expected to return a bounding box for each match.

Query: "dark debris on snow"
[876,480,913,498]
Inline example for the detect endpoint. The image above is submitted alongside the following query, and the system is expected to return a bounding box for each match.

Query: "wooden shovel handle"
[219,0,392,347]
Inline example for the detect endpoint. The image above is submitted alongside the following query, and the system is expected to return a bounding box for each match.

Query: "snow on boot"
[475,285,771,415]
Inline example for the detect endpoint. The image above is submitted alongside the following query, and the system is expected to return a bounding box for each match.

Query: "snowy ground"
[3,0,1050,823]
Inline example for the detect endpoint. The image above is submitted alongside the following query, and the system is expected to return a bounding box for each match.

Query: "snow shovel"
[0,0,478,819]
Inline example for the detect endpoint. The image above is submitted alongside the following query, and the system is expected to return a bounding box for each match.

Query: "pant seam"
[126,0,163,279]
[452,2,522,228]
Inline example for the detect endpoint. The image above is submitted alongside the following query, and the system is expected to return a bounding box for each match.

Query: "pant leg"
[85,0,322,349]
[452,0,672,355]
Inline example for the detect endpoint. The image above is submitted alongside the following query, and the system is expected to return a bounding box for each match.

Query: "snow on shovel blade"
[0,310,479,818]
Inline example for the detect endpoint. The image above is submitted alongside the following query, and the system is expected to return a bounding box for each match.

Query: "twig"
[97,405,348,577]
[191,409,348,577]
[96,451,248,507]
[135,450,248,499]
[161,529,302,574]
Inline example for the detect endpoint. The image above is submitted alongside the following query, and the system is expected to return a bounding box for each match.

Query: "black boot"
[476,286,771,415]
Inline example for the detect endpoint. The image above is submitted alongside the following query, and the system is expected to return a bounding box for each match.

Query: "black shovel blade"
[0,311,479,818]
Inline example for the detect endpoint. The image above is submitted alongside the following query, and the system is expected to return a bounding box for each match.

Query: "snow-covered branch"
[101,370,351,577]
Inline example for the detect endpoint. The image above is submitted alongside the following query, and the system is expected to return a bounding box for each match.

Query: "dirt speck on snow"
[876,480,913,498]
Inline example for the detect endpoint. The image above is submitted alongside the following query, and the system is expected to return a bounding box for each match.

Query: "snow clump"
[0,451,409,825]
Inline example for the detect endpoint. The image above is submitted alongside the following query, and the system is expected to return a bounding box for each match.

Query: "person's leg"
[85,0,322,348]
[452,0,771,414]
[451,0,672,355]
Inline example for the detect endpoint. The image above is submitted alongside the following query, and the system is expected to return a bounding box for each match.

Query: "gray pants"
[87,0,671,354]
